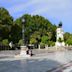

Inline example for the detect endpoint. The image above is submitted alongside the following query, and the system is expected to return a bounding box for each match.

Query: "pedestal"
[55,41,65,51]
[15,46,30,58]
[55,41,65,47]
[20,46,30,57]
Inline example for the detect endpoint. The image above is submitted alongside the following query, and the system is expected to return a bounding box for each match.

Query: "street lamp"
[22,18,25,46]
[15,18,33,57]
[21,18,33,56]
[20,18,29,57]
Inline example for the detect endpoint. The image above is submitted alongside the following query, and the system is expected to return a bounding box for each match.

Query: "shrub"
[18,39,23,46]
[30,38,37,44]
[48,41,55,47]
[2,39,9,46]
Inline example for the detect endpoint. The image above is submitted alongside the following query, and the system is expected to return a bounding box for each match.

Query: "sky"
[0,0,72,33]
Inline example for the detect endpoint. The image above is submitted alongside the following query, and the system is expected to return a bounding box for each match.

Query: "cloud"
[0,0,72,32]
[7,0,43,14]
[4,0,71,19]
[31,0,71,15]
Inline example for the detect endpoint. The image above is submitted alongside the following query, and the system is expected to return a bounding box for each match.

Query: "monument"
[15,18,30,58]
[55,23,65,47]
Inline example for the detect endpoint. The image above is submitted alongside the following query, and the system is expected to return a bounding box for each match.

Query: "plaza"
[0,49,72,72]
[0,0,72,72]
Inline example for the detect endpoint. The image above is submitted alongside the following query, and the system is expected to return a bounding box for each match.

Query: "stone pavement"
[0,50,72,72]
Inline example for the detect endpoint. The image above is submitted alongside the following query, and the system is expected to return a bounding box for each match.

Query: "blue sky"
[0,0,72,33]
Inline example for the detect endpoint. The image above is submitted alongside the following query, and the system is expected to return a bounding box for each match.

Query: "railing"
[0,44,72,51]
[0,45,10,50]
[0,44,20,50]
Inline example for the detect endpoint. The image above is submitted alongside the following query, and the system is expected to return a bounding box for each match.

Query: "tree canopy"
[0,7,13,25]
[0,7,72,48]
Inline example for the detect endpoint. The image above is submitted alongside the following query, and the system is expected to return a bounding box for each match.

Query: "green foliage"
[64,32,70,42]
[48,41,55,46]
[18,39,23,46]
[10,24,22,43]
[1,26,9,39]
[0,7,13,43]
[66,35,72,45]
[0,7,13,25]
[1,7,72,49]
[2,39,9,46]
[30,38,37,44]
[0,7,58,48]
[40,42,45,48]
[41,35,48,44]
[64,32,72,45]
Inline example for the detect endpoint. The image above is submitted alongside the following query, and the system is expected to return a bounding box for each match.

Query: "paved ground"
[0,50,72,72]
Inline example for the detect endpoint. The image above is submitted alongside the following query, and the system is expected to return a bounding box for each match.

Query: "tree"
[2,39,9,46]
[15,14,57,46]
[30,38,37,44]
[65,34,72,45]
[2,26,9,39]
[10,24,22,44]
[41,35,49,44]
[0,7,13,43]
[0,7,13,25]
[64,32,70,42]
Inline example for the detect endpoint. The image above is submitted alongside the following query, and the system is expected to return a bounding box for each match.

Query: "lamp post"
[21,18,32,56]
[22,18,25,46]
[20,18,28,57]
[15,18,33,57]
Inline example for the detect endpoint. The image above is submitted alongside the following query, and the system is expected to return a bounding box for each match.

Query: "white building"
[55,24,65,47]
